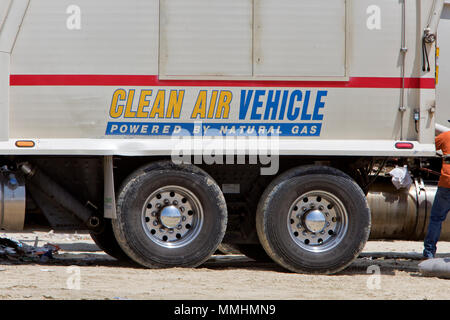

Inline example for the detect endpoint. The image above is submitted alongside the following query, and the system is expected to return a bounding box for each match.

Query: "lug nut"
[173,200,178,205]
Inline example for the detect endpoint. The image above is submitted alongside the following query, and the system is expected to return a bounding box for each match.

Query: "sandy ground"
[0,230,449,300]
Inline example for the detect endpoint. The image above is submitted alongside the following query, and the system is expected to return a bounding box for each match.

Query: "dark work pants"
[423,187,450,258]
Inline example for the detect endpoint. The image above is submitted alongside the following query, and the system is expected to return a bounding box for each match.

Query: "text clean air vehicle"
[0,0,449,274]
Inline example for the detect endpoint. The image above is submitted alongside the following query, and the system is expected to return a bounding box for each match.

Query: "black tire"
[89,219,131,261]
[272,164,353,185]
[111,162,227,268]
[235,244,273,262]
[256,174,371,274]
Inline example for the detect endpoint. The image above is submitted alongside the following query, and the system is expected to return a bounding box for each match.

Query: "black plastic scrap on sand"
[0,237,60,263]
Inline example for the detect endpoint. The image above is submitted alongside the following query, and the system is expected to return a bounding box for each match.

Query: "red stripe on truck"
[9,75,436,89]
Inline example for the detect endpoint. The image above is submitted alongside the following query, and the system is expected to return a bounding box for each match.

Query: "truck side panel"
[4,0,439,156]
[437,1,450,127]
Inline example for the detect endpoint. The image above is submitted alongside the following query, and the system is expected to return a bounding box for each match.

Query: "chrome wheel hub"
[160,205,182,229]
[304,210,327,233]
[287,190,348,253]
[142,186,203,248]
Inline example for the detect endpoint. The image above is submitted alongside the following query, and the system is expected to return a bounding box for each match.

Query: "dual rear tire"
[256,173,371,274]
[101,162,370,274]
[111,162,227,268]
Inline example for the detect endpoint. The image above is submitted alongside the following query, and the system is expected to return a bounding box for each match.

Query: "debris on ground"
[0,237,60,262]
[419,258,450,280]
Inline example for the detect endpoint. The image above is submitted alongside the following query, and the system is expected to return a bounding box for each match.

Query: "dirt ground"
[0,230,449,300]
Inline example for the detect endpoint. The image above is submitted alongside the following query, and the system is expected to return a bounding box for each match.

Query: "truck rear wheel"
[111,162,227,268]
[256,174,371,274]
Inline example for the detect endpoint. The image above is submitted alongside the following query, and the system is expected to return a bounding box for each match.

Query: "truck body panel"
[437,0,450,128]
[0,0,440,156]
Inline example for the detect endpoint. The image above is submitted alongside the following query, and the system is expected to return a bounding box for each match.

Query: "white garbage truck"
[0,0,449,274]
